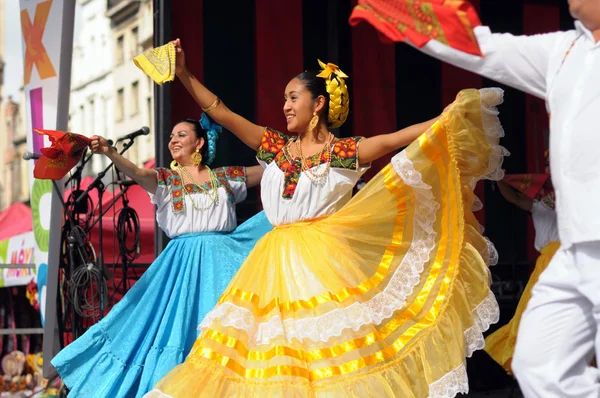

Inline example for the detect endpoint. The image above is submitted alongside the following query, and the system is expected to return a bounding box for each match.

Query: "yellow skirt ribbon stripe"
[146,88,507,398]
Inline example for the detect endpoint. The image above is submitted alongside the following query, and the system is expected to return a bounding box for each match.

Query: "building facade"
[70,0,154,176]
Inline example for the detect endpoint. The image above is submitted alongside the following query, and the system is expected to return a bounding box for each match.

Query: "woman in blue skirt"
[51,113,271,397]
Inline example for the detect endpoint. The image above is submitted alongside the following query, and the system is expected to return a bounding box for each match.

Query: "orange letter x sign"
[21,0,57,85]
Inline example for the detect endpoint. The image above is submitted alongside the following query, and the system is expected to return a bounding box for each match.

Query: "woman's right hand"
[497,179,517,201]
[172,38,186,76]
[90,135,114,155]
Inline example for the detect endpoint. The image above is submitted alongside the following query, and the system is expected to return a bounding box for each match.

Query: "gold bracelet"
[202,97,221,113]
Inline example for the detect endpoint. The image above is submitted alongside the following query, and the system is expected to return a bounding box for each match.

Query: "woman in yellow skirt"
[485,170,559,375]
[145,39,507,397]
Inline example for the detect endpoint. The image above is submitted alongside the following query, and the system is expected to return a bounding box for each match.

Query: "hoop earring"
[191,148,203,166]
[308,112,319,133]
[170,160,180,171]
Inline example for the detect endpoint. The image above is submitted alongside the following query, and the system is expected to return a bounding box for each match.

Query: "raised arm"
[245,165,264,189]
[412,27,570,99]
[173,39,264,150]
[357,116,440,165]
[497,180,533,212]
[90,135,158,194]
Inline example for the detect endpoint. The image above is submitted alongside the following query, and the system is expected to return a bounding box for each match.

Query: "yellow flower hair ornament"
[316,59,350,128]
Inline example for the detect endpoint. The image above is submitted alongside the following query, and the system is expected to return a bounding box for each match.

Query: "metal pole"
[42,0,76,378]
[153,0,171,255]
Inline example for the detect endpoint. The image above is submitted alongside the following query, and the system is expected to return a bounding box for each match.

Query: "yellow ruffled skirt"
[484,241,560,375]
[145,88,507,398]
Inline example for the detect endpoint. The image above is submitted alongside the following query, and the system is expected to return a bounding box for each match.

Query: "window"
[102,97,108,135]
[80,105,85,134]
[5,120,11,147]
[89,99,95,134]
[90,37,95,74]
[101,35,107,71]
[147,97,152,128]
[131,26,139,55]
[131,81,139,115]
[116,88,124,121]
[116,35,124,65]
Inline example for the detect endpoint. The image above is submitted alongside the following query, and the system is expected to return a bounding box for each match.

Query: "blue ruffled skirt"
[51,211,271,397]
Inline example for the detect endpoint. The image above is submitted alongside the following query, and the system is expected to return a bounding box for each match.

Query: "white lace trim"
[472,195,483,212]
[199,89,505,347]
[428,362,469,398]
[426,289,499,398]
[478,87,510,183]
[199,152,438,345]
[148,292,497,398]
[473,88,505,268]
[484,237,499,266]
[464,290,500,358]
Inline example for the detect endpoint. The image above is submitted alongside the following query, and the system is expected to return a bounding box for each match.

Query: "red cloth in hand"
[33,129,91,180]
[349,0,483,56]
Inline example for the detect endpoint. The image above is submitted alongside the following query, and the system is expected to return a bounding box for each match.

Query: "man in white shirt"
[404,1,600,396]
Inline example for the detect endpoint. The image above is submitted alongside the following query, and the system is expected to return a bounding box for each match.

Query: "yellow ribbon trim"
[189,125,467,382]
[193,348,311,379]
[176,92,501,387]
[217,125,453,320]
[217,169,410,316]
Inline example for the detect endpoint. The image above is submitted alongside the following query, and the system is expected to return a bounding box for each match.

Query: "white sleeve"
[229,180,248,204]
[214,166,248,204]
[412,26,571,100]
[147,169,171,206]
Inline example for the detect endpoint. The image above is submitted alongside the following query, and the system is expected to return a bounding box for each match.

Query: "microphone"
[23,152,41,160]
[115,127,150,143]
[116,180,137,187]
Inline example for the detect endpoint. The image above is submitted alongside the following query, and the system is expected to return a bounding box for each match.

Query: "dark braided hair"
[295,70,332,126]
[296,66,350,128]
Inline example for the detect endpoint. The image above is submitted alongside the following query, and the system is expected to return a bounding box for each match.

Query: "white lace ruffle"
[478,87,510,182]
[199,88,504,350]
[428,362,469,398]
[426,289,499,398]
[472,195,484,212]
[199,151,439,345]
[484,237,499,266]
[464,290,500,358]
[475,88,506,268]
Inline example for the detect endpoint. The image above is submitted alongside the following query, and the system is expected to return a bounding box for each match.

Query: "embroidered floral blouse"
[149,166,247,237]
[257,127,369,226]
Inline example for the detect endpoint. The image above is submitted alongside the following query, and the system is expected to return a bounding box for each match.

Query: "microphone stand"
[65,147,93,188]
[23,152,91,341]
[51,180,93,340]
[86,182,134,230]
[88,180,138,297]
[75,137,136,317]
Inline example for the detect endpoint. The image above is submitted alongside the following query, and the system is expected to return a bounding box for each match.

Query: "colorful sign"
[0,232,37,287]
